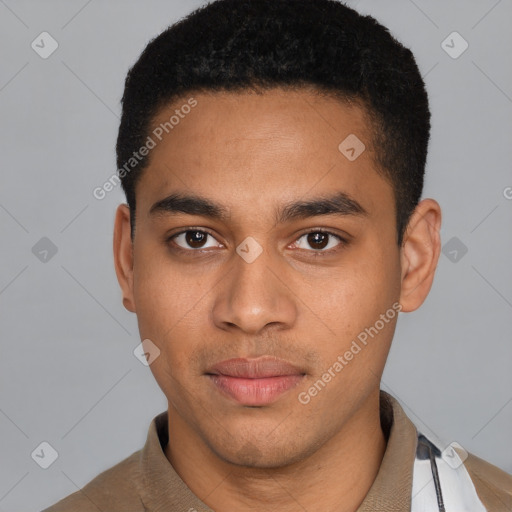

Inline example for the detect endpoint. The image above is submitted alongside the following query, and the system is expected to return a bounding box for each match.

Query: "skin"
[114,88,441,512]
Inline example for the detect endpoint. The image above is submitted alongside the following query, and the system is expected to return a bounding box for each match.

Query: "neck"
[165,390,387,512]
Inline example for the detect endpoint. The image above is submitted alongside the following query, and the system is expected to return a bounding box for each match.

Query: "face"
[114,88,431,468]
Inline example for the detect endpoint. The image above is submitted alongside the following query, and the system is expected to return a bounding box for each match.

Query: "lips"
[207,357,304,378]
[206,356,306,406]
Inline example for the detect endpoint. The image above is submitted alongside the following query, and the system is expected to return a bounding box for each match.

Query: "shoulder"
[41,449,145,512]
[464,451,512,512]
[412,432,511,512]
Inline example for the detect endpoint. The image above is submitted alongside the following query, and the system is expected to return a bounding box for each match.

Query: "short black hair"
[116,0,430,245]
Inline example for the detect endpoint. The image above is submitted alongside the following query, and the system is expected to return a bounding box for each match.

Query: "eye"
[170,230,223,251]
[290,230,346,253]
[167,228,348,255]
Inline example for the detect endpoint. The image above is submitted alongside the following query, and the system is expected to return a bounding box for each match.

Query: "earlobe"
[399,199,442,312]
[113,204,136,313]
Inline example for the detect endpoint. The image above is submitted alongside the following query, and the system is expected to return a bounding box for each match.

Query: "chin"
[211,435,311,469]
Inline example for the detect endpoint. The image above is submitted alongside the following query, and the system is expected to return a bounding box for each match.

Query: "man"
[43,0,512,510]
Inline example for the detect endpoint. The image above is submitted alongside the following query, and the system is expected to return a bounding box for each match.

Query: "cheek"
[131,246,220,387]
[319,256,398,326]
[302,264,400,411]
[132,258,207,400]
[304,245,401,374]
[131,244,204,340]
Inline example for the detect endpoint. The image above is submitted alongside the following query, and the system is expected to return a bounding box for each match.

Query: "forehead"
[137,88,392,221]
[149,87,372,153]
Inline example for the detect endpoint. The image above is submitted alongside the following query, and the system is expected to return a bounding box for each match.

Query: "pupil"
[308,232,328,250]
[186,231,206,248]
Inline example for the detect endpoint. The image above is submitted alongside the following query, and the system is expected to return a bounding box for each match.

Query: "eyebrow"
[149,191,368,224]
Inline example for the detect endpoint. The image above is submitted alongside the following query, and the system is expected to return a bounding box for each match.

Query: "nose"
[211,242,297,335]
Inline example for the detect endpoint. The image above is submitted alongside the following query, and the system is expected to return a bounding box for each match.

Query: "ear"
[113,204,136,312]
[399,198,442,312]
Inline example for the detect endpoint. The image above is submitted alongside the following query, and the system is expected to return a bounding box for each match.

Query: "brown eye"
[291,230,346,254]
[170,230,222,251]
[185,230,208,248]
[306,232,329,250]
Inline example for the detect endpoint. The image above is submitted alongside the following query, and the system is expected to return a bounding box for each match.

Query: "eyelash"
[166,228,349,257]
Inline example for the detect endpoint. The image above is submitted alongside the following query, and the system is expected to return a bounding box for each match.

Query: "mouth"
[205,356,306,406]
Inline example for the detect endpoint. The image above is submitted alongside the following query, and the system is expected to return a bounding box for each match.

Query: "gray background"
[0,0,511,510]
